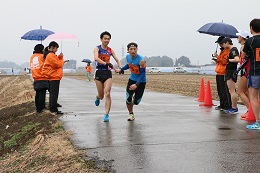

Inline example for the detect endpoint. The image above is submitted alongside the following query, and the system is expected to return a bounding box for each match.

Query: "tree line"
[121,55,192,67]
[0,55,194,69]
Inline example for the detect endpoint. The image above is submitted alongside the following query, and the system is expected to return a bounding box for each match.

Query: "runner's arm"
[135,60,146,86]
[111,49,122,68]
[120,64,129,71]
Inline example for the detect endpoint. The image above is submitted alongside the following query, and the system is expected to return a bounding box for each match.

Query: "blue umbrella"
[82,59,92,63]
[21,26,54,43]
[197,22,239,38]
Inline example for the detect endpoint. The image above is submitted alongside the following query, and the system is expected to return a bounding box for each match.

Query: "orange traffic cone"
[241,102,256,121]
[196,78,205,102]
[200,80,215,106]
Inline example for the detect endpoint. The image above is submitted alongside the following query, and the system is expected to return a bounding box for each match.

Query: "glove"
[233,69,239,79]
[106,62,113,69]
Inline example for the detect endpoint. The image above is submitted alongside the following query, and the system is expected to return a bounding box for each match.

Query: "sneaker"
[57,103,62,107]
[215,105,222,110]
[225,108,238,114]
[246,122,260,130]
[103,114,109,122]
[95,97,100,106]
[127,113,135,121]
[56,111,64,115]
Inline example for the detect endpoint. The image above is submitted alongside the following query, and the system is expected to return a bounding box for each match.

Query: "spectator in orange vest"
[85,63,92,81]
[212,36,232,111]
[43,41,64,115]
[30,44,49,113]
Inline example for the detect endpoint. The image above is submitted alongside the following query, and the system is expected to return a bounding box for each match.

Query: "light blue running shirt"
[126,54,146,83]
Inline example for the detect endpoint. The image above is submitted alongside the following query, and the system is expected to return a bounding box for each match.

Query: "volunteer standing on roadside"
[43,41,64,115]
[30,44,49,113]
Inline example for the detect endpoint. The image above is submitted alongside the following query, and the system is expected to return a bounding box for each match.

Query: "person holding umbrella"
[244,18,260,129]
[43,41,64,115]
[212,36,232,111]
[94,31,122,122]
[30,44,49,113]
[85,63,92,81]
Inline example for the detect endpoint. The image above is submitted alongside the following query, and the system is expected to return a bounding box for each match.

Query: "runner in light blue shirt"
[116,42,146,121]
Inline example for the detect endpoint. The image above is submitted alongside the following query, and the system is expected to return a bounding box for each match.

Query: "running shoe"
[225,108,238,114]
[246,122,260,130]
[127,113,135,121]
[95,97,100,106]
[103,114,109,122]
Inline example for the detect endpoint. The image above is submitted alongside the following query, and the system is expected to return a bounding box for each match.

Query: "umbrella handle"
[212,44,219,57]
[215,44,219,53]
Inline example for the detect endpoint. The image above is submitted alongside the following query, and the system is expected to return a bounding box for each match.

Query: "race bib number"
[128,64,140,74]
[256,48,260,62]
[99,54,110,62]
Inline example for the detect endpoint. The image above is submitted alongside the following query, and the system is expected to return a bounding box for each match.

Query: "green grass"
[4,123,41,149]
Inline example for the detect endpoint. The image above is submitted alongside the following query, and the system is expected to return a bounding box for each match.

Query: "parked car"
[173,67,186,73]
[149,68,161,73]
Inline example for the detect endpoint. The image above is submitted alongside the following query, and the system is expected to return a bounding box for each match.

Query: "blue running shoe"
[103,114,109,122]
[246,122,260,130]
[225,108,238,114]
[95,97,100,106]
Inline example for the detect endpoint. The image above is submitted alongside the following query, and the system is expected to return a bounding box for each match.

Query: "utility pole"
[121,44,125,59]
[121,44,126,64]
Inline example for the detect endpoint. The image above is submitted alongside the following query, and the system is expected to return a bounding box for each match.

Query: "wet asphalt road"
[59,77,260,173]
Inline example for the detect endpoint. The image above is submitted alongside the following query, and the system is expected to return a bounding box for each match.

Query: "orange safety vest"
[86,65,92,73]
[43,52,64,80]
[215,48,230,75]
[30,53,47,80]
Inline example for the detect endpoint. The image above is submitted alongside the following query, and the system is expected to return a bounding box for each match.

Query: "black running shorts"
[225,69,237,83]
[95,70,112,83]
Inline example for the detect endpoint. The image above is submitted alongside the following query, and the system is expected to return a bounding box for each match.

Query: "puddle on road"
[84,155,115,173]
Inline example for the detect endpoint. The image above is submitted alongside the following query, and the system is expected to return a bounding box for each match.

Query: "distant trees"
[175,56,191,67]
[121,56,174,67]
[0,61,20,69]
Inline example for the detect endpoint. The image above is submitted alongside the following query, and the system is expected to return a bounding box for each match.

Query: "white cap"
[236,31,250,39]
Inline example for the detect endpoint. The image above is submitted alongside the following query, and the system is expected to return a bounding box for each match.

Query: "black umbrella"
[197,22,238,38]
[82,59,92,63]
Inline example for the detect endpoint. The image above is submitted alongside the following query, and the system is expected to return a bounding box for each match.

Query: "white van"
[148,67,161,73]
[173,67,186,73]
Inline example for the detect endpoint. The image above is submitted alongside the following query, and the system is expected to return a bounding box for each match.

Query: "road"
[59,77,260,173]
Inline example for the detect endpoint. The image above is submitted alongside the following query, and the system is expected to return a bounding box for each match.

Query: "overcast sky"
[0,0,258,67]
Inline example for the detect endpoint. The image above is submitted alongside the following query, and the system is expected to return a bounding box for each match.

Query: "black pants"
[49,80,60,112]
[216,75,231,109]
[35,89,46,112]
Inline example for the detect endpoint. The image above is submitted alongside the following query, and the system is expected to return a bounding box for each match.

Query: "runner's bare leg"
[103,78,112,114]
[95,80,104,100]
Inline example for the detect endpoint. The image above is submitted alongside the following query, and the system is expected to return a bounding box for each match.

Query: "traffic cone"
[200,80,215,106]
[241,102,256,121]
[196,78,205,102]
